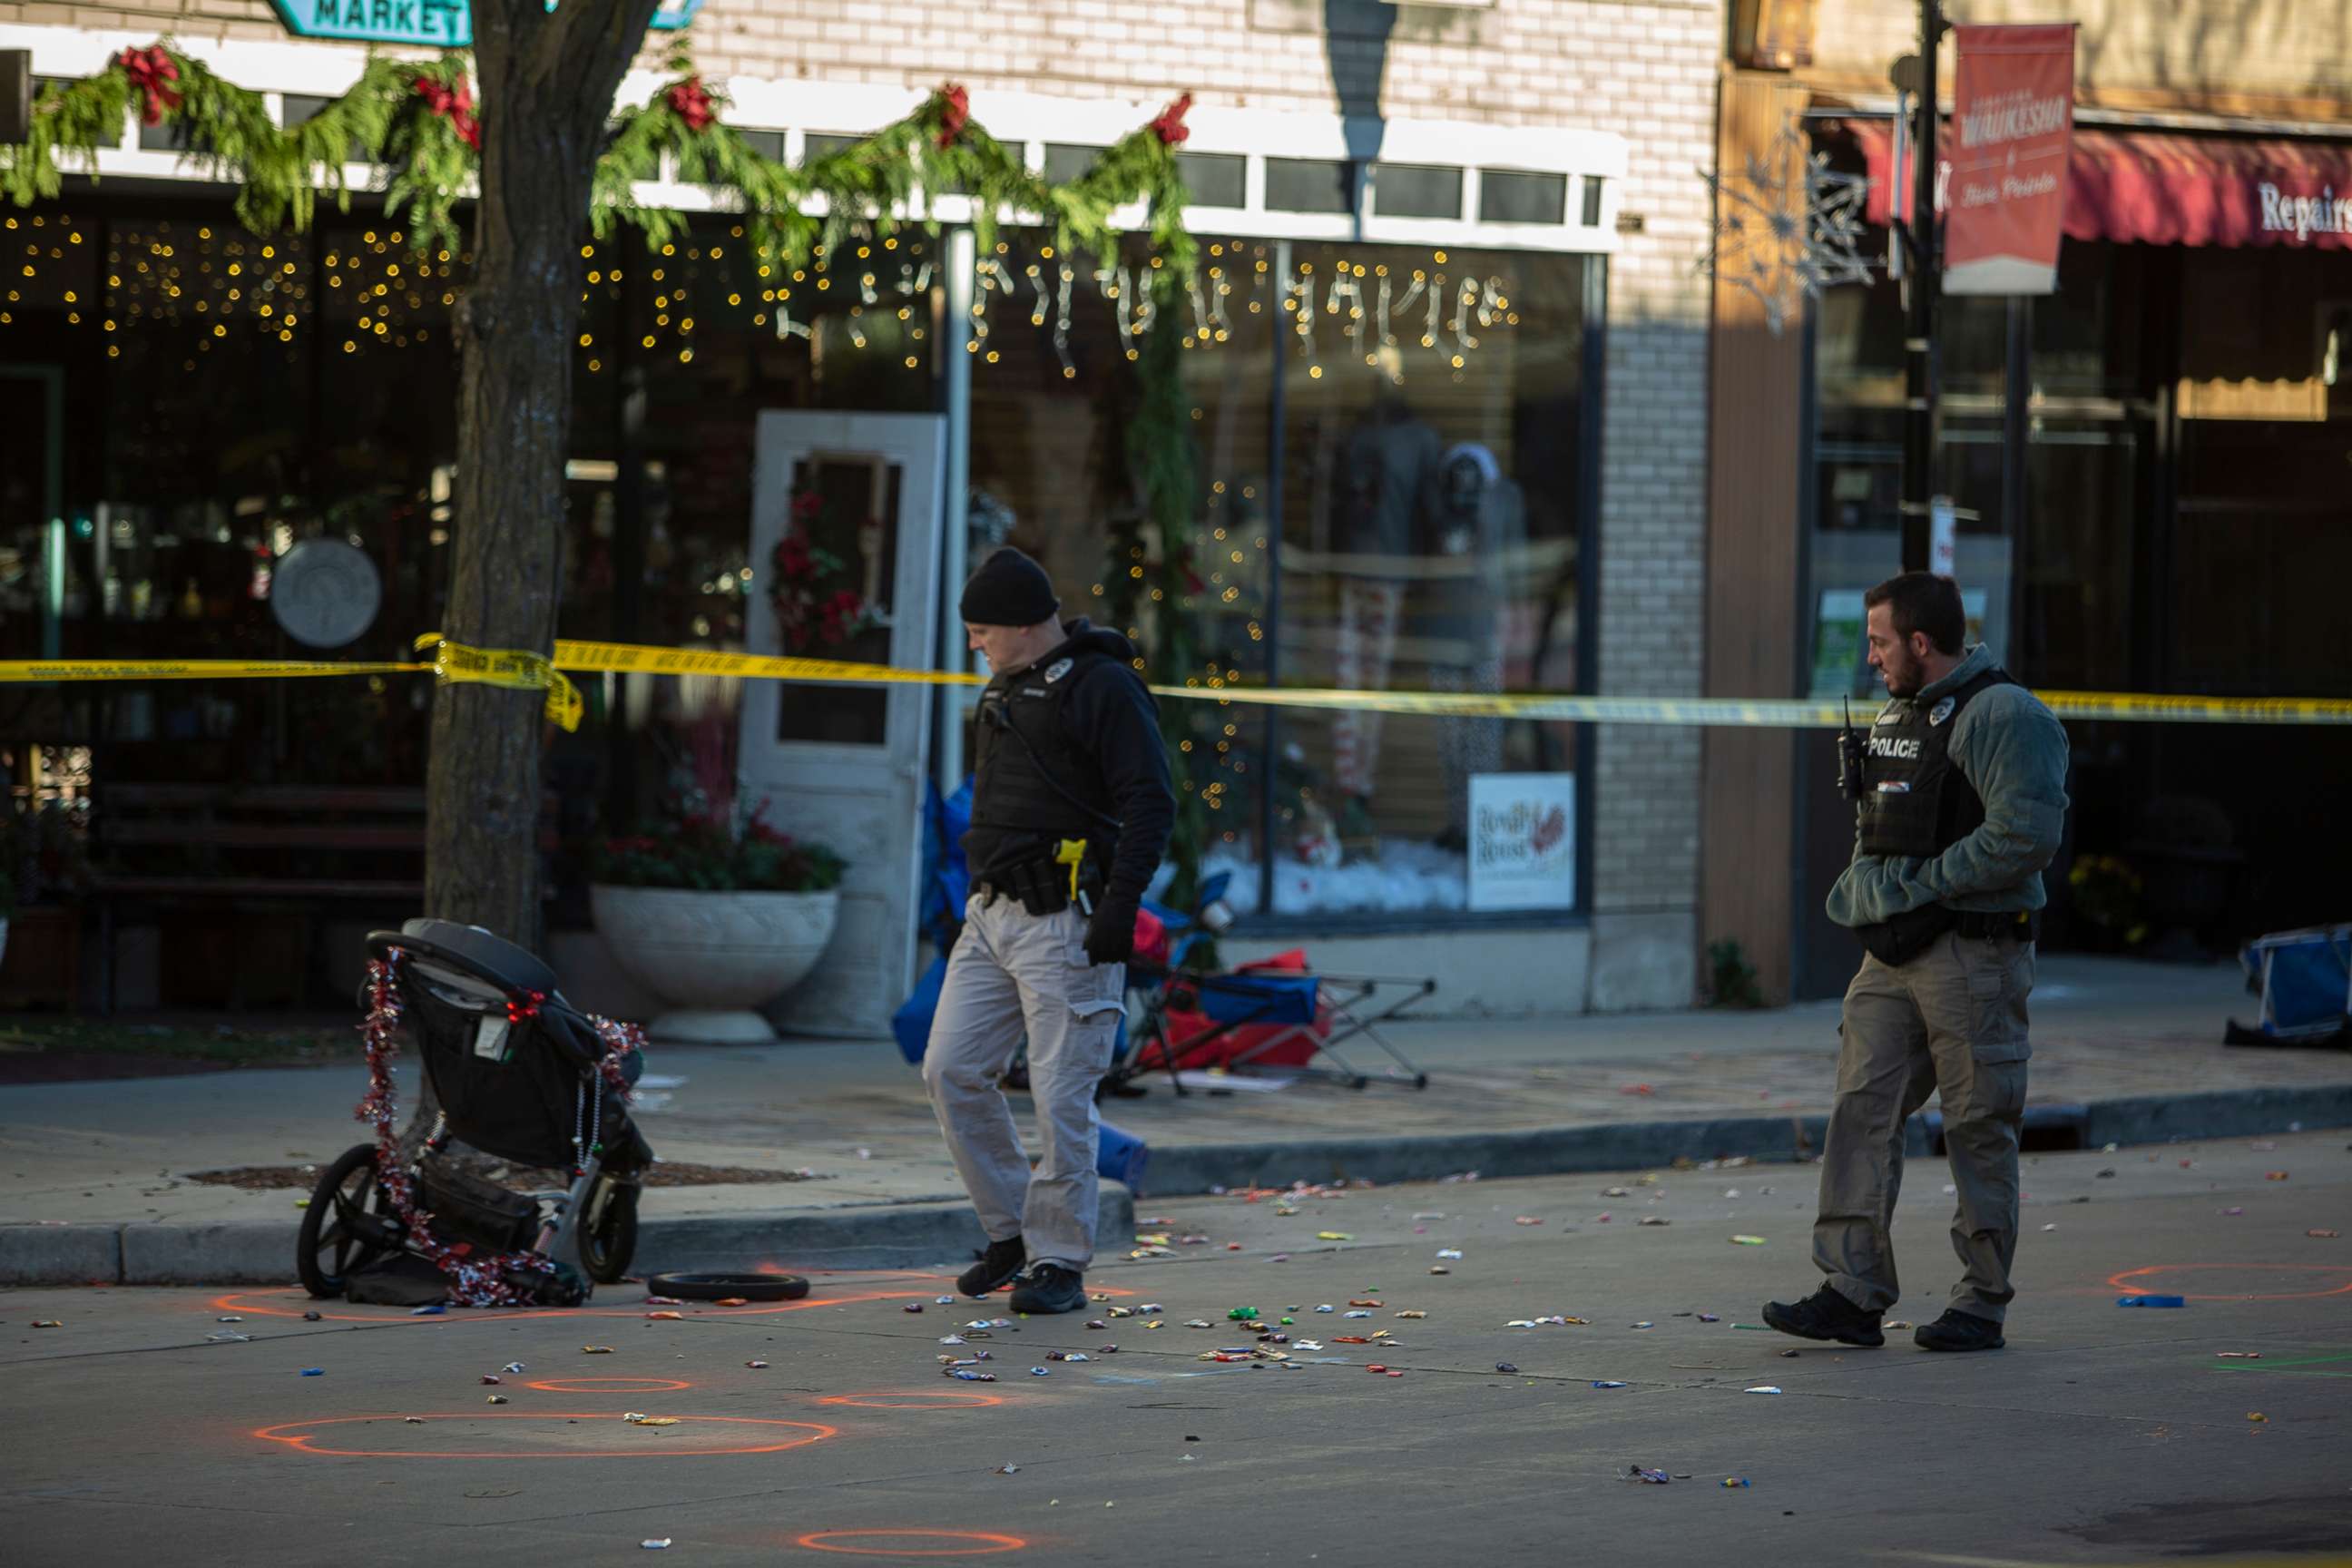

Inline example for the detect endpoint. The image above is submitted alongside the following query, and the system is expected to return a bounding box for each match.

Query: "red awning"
[1848,121,2352,250]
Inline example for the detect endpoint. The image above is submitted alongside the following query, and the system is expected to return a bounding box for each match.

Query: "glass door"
[740,411,946,1037]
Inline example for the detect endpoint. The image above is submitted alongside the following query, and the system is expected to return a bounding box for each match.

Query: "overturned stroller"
[295,918,658,1308]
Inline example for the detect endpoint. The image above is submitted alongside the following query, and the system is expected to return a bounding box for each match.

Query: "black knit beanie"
[958,546,1061,626]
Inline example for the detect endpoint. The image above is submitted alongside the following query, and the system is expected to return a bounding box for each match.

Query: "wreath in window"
[769,488,879,654]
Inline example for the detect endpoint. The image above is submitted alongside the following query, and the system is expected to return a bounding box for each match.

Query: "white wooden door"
[741,411,946,1037]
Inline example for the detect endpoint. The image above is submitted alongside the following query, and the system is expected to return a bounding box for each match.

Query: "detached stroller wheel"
[297,1143,396,1299]
[646,1271,809,1302]
[579,1173,641,1285]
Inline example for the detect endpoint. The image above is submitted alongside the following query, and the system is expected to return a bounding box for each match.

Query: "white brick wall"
[15,0,1725,993]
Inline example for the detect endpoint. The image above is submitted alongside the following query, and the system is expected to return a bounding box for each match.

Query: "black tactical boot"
[957,1236,1026,1298]
[1008,1262,1088,1315]
[1761,1283,1886,1347]
[1914,1308,2005,1352]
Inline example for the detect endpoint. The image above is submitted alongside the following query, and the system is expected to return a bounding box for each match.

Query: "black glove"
[1083,897,1139,966]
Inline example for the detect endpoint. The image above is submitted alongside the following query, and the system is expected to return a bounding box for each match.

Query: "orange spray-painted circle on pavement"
[253,1412,837,1459]
[2110,1264,2352,1302]
[817,1391,1004,1410]
[795,1531,1026,1557]
[526,1377,692,1394]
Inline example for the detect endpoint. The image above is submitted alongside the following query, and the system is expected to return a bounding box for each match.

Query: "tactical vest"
[1856,668,2016,859]
[969,651,1122,855]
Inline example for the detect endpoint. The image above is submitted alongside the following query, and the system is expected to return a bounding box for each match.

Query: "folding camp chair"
[1112,959,1436,1093]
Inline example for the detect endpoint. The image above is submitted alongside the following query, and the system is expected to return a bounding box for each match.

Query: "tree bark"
[414,0,661,1150]
[425,0,662,941]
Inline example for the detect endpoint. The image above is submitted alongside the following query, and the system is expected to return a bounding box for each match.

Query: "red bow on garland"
[935,83,970,150]
[1151,92,1193,147]
[666,75,715,132]
[115,46,181,128]
[414,73,482,152]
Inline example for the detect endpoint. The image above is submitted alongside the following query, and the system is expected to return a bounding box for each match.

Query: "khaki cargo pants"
[922,893,1125,1273]
[1814,928,2034,1324]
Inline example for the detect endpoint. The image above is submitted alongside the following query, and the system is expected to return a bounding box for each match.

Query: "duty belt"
[1955,909,2040,942]
[975,841,1104,918]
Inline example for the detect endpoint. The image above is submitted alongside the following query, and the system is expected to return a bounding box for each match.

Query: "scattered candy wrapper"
[584,1346,616,1354]
[715,1298,749,1307]
[299,1368,324,1377]
[412,1304,446,1317]
[1592,1380,1629,1389]
[1396,1310,1426,1319]
[627,1416,679,1427]
[481,1376,502,1386]
[644,1296,685,1307]
[1639,1217,1671,1227]
[2266,1172,2289,1181]
[996,1465,1020,1475]
[217,1316,244,1323]
[2247,1411,2267,1423]
[486,1395,508,1405]
[1514,1217,1544,1226]
[1030,1367,1051,1377]
[2116,1296,2185,1308]
[1730,1236,1767,1246]
[1317,1233,1353,1241]
[1436,1249,1464,1260]
[1627,1466,1671,1485]
[302,1311,323,1321]
[1745,1386,1783,1395]
[503,1362,527,1373]
[904,1304,925,1314]
[642,1540,671,1551]
[32,1319,63,1328]
[1602,1187,1631,1198]
[1697,1314,1721,1323]
[2311,1230,2341,1239]
[405,1416,426,1425]
[1721,1477,1752,1489]
[207,1331,251,1343]
[1344,1310,1373,1319]
[947,1370,997,1382]
[647,1310,684,1321]
[2217,1352,2261,1359]
[747,1360,769,1368]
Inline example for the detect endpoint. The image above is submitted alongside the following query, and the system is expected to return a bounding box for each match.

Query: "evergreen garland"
[1,39,1192,279]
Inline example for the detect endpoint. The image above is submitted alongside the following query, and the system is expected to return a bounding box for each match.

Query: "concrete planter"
[588,885,840,1044]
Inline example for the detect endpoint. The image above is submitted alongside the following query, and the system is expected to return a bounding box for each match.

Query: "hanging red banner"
[1945,23,2077,294]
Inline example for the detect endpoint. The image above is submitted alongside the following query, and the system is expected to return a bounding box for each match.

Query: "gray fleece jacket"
[1826,644,2072,929]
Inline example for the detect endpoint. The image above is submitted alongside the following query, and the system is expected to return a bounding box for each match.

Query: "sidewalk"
[5,954,2347,1282]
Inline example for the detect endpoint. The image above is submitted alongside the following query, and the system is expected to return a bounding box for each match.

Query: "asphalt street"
[4,1132,2347,1566]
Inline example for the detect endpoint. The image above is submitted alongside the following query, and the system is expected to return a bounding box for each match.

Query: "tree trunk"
[414,0,662,1146]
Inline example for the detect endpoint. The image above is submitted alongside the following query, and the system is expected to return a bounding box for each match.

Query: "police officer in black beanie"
[921,546,1174,1314]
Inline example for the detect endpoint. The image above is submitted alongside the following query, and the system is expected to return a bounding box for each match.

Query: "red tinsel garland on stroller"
[356,950,645,1307]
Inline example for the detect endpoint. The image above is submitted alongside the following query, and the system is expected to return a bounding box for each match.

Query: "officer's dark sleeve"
[1070,663,1175,904]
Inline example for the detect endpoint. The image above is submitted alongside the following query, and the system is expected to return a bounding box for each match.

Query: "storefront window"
[969,234,1592,918]
[1263,243,1586,915]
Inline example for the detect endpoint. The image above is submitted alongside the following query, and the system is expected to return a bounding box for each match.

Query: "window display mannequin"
[1329,354,1440,840]
[1430,441,1524,845]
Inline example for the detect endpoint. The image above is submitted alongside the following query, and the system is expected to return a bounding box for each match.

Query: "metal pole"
[936,225,976,797]
[1899,0,1944,572]
[2000,294,2031,673]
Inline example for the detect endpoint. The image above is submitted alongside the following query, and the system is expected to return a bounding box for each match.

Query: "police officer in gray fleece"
[1767,572,2070,1354]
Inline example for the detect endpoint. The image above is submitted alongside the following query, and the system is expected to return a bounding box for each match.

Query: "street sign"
[270,0,703,49]
[270,1,472,47]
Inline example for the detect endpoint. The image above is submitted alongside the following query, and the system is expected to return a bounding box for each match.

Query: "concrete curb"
[1140,1083,2352,1197]
[6,1081,2347,1284]
[0,1188,1135,1289]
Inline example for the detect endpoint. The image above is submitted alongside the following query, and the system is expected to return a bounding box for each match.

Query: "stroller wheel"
[296,1143,396,1299]
[646,1271,809,1302]
[579,1172,641,1285]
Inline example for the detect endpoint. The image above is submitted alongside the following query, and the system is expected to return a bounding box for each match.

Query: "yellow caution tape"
[0,635,2346,730]
[416,635,583,732]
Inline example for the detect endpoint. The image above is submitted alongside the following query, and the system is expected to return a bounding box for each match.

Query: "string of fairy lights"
[9,207,1524,381]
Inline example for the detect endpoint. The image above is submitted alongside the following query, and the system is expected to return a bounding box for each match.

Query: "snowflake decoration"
[1700,124,1877,335]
